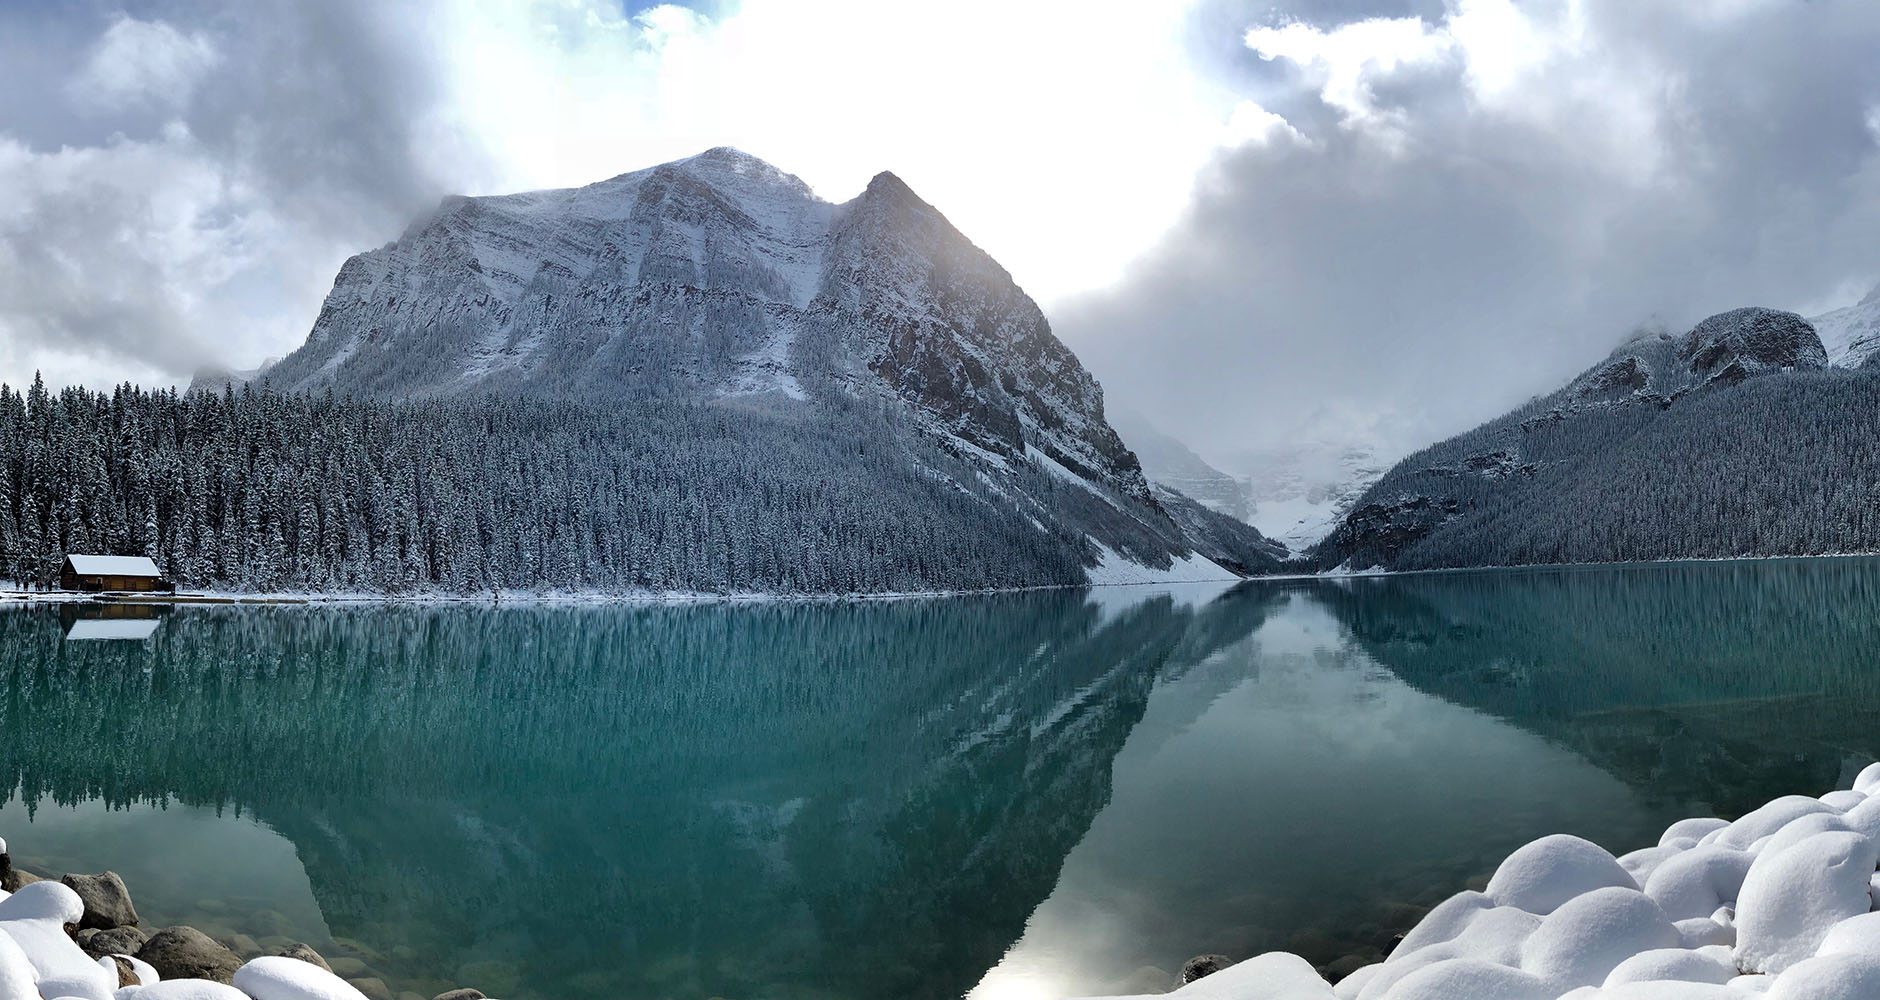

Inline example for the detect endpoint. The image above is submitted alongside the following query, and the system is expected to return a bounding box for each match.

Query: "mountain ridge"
[188,147,1281,589]
[1313,306,1880,571]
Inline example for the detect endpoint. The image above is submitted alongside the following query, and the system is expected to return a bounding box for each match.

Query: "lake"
[1,559,1877,1000]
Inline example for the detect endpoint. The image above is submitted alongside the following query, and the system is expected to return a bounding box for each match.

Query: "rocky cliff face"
[264,147,1151,505]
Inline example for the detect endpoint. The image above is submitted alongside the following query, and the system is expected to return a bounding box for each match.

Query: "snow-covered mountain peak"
[1809,280,1880,367]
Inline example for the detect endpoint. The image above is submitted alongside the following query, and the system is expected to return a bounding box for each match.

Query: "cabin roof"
[63,554,163,577]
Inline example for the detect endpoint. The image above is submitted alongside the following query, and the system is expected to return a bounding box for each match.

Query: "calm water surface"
[2,559,1878,1000]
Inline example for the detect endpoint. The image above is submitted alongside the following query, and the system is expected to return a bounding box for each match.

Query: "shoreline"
[1084,770,1880,999]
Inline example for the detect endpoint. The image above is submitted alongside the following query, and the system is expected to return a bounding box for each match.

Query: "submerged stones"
[0,835,481,1000]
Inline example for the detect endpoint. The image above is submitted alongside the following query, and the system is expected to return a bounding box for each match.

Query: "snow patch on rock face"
[1808,282,1880,368]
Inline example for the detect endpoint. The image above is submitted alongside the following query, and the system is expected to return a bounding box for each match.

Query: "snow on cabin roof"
[64,619,161,641]
[63,555,163,577]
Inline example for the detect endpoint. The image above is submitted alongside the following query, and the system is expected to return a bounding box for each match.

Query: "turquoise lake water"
[1,559,1877,999]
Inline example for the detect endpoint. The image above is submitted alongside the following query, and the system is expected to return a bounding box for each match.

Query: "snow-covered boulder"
[0,881,117,1000]
[1643,846,1755,921]
[1712,798,1837,851]
[1601,946,1737,987]
[232,956,373,1000]
[1662,819,1729,848]
[1817,790,1866,813]
[1620,846,1687,884]
[1488,836,1639,915]
[1765,952,1880,999]
[0,925,37,1000]
[1380,957,1554,1000]
[1735,832,1880,974]
[1073,952,1332,999]
[97,954,158,988]
[109,980,248,999]
[1519,887,1681,989]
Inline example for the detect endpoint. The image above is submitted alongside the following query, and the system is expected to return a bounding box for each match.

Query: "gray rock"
[327,956,370,977]
[137,925,242,984]
[349,977,394,1000]
[278,942,332,973]
[78,925,150,960]
[1180,954,1233,985]
[61,871,140,930]
[433,991,487,1000]
[1321,953,1377,984]
[0,854,43,894]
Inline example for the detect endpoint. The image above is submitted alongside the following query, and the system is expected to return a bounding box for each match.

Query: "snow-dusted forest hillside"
[4,149,1281,594]
[1314,307,1880,571]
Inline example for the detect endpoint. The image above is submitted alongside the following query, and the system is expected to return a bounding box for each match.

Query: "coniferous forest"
[0,377,1145,594]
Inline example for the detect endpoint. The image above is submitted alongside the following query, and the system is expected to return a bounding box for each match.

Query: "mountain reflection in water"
[0,559,1873,1000]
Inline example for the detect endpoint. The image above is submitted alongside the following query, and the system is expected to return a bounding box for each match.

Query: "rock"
[1179,954,1232,984]
[138,925,243,984]
[60,872,140,931]
[326,956,370,977]
[0,860,43,894]
[433,991,486,1000]
[222,932,261,959]
[1319,953,1373,984]
[101,954,137,987]
[277,942,333,973]
[350,976,394,1000]
[78,925,150,959]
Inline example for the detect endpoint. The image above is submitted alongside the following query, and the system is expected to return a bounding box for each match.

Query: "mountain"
[1106,408,1251,521]
[186,147,1281,590]
[1236,441,1386,553]
[1313,306,1880,571]
[1809,281,1880,367]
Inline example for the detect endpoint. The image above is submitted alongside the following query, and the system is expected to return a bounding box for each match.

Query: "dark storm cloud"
[1062,0,1880,465]
[0,0,473,385]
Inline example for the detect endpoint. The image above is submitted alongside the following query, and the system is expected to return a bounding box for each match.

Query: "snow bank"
[1085,541,1239,586]
[1074,766,1880,1000]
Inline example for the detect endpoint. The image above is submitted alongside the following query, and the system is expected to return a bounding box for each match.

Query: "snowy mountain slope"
[1237,442,1386,552]
[1809,281,1880,367]
[1107,408,1251,521]
[258,147,1282,587]
[1315,306,1866,571]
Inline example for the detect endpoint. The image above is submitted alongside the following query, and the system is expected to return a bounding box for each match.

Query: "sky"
[4,0,1880,469]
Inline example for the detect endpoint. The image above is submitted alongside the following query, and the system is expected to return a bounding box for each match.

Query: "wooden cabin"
[58,555,174,594]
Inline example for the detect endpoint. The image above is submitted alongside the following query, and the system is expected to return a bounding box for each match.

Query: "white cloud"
[67,15,221,113]
[426,0,1251,304]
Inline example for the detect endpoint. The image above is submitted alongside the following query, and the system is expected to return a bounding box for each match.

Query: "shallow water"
[1,559,1877,1000]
